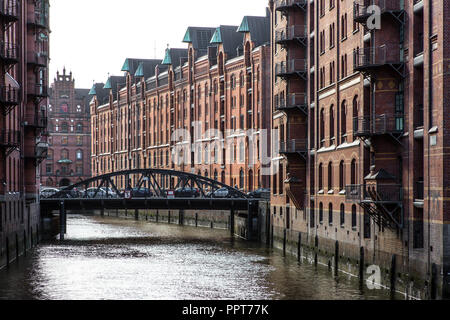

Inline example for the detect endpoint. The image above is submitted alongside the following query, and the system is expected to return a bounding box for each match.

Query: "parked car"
[131,187,153,198]
[40,187,60,199]
[174,187,200,198]
[57,188,82,199]
[100,187,118,198]
[247,188,271,199]
[211,187,240,199]
[86,187,108,199]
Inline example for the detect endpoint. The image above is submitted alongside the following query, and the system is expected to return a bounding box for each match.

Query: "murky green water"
[0,215,396,300]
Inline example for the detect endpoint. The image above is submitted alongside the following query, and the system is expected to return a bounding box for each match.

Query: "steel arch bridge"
[47,169,249,200]
[40,169,260,241]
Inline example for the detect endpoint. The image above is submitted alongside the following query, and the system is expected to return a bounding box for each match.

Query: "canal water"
[0,215,397,300]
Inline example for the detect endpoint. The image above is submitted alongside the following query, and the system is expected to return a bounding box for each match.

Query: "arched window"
[61,149,69,159]
[341,101,347,142]
[340,203,345,227]
[320,108,325,146]
[319,163,323,191]
[329,203,333,226]
[239,141,245,163]
[328,161,333,190]
[231,74,236,89]
[76,150,83,160]
[248,169,254,192]
[329,105,335,143]
[352,96,358,137]
[352,205,357,229]
[351,159,357,185]
[239,168,244,189]
[47,149,53,160]
[61,122,68,133]
[319,202,324,224]
[214,170,218,182]
[339,160,345,191]
[76,123,83,133]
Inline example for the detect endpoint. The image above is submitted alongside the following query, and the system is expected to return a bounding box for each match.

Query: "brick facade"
[40,69,91,187]
[270,0,450,298]
[90,13,272,194]
[0,0,50,268]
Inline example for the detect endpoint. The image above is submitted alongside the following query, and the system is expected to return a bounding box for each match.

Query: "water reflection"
[0,215,395,300]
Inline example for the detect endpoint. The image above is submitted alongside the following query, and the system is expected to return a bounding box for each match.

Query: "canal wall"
[0,201,41,270]
[99,208,251,236]
[270,226,433,300]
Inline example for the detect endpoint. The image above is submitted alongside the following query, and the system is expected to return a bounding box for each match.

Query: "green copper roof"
[162,48,172,65]
[88,84,96,95]
[103,78,112,89]
[183,28,192,43]
[237,17,250,33]
[121,59,130,72]
[210,27,222,44]
[134,62,144,77]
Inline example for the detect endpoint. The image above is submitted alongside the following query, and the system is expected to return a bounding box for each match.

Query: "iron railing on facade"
[0,85,19,104]
[30,84,49,97]
[27,51,48,66]
[277,93,307,109]
[279,139,307,153]
[345,184,403,203]
[353,0,403,20]
[275,59,307,75]
[0,129,20,147]
[275,25,308,42]
[277,0,307,8]
[353,114,404,136]
[0,0,18,19]
[0,41,18,61]
[30,10,49,29]
[24,112,48,129]
[353,45,404,69]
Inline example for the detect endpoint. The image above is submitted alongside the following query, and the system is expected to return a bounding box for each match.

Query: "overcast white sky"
[49,0,268,89]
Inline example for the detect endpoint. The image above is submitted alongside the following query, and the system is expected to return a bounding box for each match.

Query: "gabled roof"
[210,25,244,59]
[237,15,270,47]
[103,75,126,97]
[161,48,189,68]
[90,83,109,105]
[121,58,161,76]
[183,27,216,51]
[133,59,162,78]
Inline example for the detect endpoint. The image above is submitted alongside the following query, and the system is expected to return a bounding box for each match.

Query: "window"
[319,202,324,224]
[339,160,345,191]
[341,101,347,141]
[46,164,52,174]
[352,205,357,230]
[61,136,68,145]
[319,163,323,191]
[340,204,345,227]
[329,203,333,226]
[364,211,371,238]
[76,150,83,160]
[76,165,83,175]
[47,149,53,160]
[328,162,333,190]
[61,122,68,133]
[76,123,83,133]
[239,168,244,189]
[61,149,69,159]
[329,105,335,142]
[76,136,83,146]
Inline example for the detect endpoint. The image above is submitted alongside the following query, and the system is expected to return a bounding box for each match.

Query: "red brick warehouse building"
[0,0,50,269]
[90,11,272,193]
[269,0,450,299]
[40,69,91,188]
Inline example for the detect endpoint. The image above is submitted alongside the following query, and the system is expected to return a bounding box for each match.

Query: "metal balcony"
[353,114,404,144]
[0,41,19,65]
[279,139,308,160]
[24,113,48,129]
[275,59,307,80]
[275,93,308,115]
[275,25,308,47]
[24,141,49,165]
[353,45,405,78]
[276,0,307,12]
[28,11,49,29]
[0,0,19,23]
[0,85,19,105]
[353,0,405,25]
[27,51,48,68]
[0,130,20,156]
[28,84,49,98]
[345,183,403,229]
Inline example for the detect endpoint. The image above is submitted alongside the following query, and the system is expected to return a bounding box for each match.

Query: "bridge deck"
[41,197,256,212]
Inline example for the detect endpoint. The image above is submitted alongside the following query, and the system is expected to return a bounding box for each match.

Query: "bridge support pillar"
[297,232,302,262]
[101,208,104,217]
[334,240,339,276]
[59,201,66,241]
[230,209,235,236]
[135,209,139,221]
[247,202,254,241]
[283,229,286,256]
[156,210,159,223]
[195,213,198,227]
[179,210,184,225]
